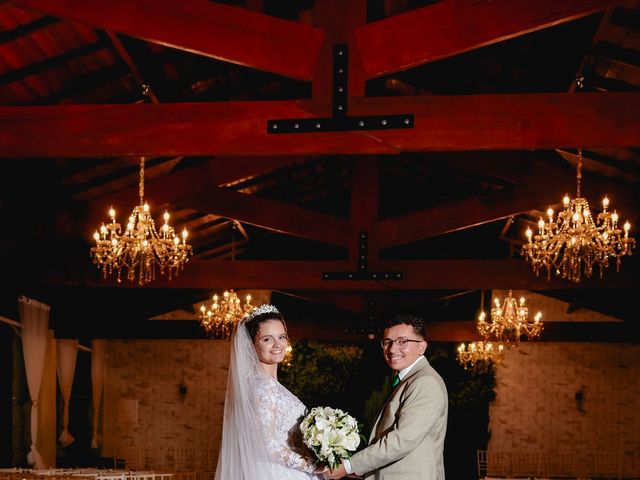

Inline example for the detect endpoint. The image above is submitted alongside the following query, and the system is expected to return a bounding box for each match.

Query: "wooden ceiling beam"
[312,0,366,99]
[179,187,352,248]
[350,157,380,260]
[354,0,625,79]
[2,93,639,157]
[71,259,639,290]
[289,321,639,342]
[375,183,557,249]
[375,156,640,248]
[83,157,304,237]
[12,0,325,81]
[53,319,636,341]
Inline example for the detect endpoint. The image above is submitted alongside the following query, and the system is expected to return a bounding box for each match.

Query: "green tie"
[391,374,400,388]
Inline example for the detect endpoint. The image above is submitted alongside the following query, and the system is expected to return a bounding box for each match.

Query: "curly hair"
[386,313,427,340]
[243,308,286,342]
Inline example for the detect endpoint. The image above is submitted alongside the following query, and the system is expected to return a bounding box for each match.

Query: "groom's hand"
[324,462,347,479]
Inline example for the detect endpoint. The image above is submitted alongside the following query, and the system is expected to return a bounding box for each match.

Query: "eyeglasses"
[380,338,424,349]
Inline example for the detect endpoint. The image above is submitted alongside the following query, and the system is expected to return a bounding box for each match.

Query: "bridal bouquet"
[300,406,361,470]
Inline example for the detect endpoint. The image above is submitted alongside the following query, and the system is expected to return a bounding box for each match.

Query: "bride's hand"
[313,466,328,475]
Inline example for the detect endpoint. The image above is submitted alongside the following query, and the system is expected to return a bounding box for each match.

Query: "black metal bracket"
[267,44,414,134]
[322,232,403,281]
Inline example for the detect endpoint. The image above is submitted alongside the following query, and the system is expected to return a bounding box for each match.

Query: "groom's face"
[382,323,426,372]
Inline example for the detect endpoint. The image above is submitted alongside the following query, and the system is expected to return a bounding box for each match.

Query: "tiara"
[243,304,280,322]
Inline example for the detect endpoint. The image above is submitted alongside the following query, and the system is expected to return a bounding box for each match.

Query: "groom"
[326,314,448,479]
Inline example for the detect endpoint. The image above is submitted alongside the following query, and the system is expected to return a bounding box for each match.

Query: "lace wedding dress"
[215,312,320,480]
[254,374,320,479]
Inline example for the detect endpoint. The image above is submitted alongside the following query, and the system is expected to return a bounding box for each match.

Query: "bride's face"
[254,319,288,366]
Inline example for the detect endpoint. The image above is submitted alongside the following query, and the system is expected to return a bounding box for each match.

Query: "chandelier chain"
[576,148,582,198]
[231,221,236,261]
[139,157,145,202]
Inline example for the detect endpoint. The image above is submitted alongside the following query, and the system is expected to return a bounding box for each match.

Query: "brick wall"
[486,292,639,478]
[488,343,640,476]
[102,340,230,473]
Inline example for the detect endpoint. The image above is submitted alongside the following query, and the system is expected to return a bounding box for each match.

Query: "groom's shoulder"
[410,360,446,388]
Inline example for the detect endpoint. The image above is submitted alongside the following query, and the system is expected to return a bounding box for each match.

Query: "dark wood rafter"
[106,31,160,104]
[350,157,379,260]
[0,40,109,86]
[69,259,639,290]
[178,187,352,248]
[354,0,626,79]
[35,64,132,105]
[281,291,368,314]
[289,321,640,342]
[83,156,304,237]
[13,0,325,81]
[2,93,639,157]
[375,155,640,248]
[0,15,58,44]
[312,0,366,99]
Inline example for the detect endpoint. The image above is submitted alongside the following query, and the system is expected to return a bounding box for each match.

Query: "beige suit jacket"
[349,356,448,480]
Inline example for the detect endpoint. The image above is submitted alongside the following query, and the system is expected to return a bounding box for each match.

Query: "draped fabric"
[19,296,50,469]
[90,339,105,449]
[56,339,78,447]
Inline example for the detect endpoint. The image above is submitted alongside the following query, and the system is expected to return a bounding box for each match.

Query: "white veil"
[215,312,283,480]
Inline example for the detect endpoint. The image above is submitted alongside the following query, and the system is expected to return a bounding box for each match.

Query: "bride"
[215,304,324,479]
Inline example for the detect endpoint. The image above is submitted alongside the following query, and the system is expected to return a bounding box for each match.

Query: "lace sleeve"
[255,377,317,473]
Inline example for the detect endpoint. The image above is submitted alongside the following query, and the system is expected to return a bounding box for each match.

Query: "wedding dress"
[254,374,319,479]
[215,314,320,480]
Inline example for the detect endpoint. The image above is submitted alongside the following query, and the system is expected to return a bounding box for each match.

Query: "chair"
[115,445,145,470]
[622,450,640,479]
[165,447,196,480]
[490,451,513,478]
[477,450,488,478]
[544,451,578,479]
[511,452,542,478]
[589,451,622,479]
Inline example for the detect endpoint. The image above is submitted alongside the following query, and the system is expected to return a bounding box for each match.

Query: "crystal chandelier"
[477,290,543,344]
[198,290,254,339]
[457,290,543,371]
[90,157,192,285]
[457,341,504,371]
[522,149,635,282]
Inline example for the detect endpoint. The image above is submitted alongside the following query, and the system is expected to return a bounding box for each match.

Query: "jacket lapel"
[369,357,428,443]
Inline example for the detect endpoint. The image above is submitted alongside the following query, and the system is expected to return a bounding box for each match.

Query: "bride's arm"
[256,378,317,473]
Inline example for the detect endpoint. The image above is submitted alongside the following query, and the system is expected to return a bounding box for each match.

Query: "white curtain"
[19,295,51,469]
[91,339,105,449]
[56,339,78,447]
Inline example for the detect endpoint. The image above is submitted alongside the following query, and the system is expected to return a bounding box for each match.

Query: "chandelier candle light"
[522,149,635,282]
[477,290,543,344]
[457,341,504,371]
[91,157,192,285]
[458,290,543,370]
[199,290,254,339]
